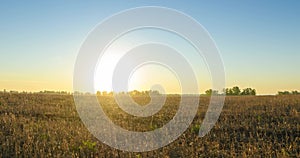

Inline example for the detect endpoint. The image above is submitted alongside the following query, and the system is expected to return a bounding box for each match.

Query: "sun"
[94,53,121,92]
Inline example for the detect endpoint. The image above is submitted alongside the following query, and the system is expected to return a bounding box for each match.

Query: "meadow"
[0,92,299,157]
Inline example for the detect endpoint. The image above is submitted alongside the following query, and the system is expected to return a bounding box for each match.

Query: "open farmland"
[0,92,299,157]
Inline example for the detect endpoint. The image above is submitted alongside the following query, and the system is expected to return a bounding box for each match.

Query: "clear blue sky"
[0,1,299,94]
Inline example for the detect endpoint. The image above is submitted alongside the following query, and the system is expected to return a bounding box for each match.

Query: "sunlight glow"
[94,28,210,94]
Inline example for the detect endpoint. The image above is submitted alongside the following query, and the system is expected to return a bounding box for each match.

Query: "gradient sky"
[0,1,299,94]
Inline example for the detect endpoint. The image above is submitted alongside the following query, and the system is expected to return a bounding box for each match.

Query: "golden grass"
[0,93,299,157]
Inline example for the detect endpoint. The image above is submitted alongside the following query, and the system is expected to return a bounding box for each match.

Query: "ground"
[0,93,299,157]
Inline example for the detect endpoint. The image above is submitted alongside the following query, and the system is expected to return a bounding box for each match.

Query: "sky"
[0,1,299,95]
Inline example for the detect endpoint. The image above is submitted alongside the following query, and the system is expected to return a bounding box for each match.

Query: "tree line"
[205,86,256,96]
[277,90,300,95]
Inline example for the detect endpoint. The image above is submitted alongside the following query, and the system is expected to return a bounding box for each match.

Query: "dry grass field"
[0,92,299,157]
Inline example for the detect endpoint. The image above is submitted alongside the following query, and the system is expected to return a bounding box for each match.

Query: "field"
[0,92,299,157]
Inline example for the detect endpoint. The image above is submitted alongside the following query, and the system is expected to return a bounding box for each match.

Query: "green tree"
[278,91,290,95]
[224,88,234,95]
[205,89,218,96]
[292,90,300,95]
[232,86,241,95]
[250,89,256,95]
[241,88,256,95]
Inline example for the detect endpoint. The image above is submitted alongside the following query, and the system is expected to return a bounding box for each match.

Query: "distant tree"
[292,90,300,95]
[205,89,219,96]
[96,91,101,95]
[223,86,256,96]
[278,90,300,95]
[284,91,290,95]
[250,89,256,95]
[224,88,234,95]
[232,86,241,95]
[241,88,249,95]
[205,89,212,95]
[241,88,256,96]
[278,91,290,95]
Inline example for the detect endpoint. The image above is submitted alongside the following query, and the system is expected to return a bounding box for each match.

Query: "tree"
[278,91,290,95]
[205,89,218,96]
[241,88,249,95]
[292,90,300,95]
[96,91,101,95]
[232,86,241,95]
[241,88,256,96]
[278,90,300,95]
[224,88,234,95]
[223,86,256,96]
[250,89,256,95]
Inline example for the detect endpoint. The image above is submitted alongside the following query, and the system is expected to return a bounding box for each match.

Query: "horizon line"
[1,88,298,96]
